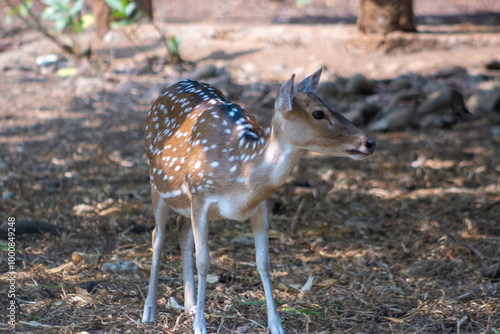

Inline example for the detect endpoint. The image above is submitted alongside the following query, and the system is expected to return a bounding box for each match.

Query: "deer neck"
[253,112,305,188]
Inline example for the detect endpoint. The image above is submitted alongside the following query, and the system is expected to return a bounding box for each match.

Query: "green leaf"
[72,19,84,33]
[105,0,124,12]
[7,6,18,17]
[110,11,127,20]
[68,0,83,18]
[167,35,182,54]
[41,4,59,21]
[5,0,32,23]
[18,0,32,17]
[54,18,68,33]
[19,4,29,17]
[24,0,33,11]
[124,2,136,17]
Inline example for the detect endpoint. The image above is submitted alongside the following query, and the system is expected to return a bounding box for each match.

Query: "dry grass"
[1,69,499,334]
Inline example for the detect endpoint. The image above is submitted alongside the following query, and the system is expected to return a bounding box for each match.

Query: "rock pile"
[114,61,500,133]
[314,66,499,132]
[186,63,499,133]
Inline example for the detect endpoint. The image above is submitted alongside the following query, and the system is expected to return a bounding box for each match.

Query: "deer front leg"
[251,201,285,334]
[191,200,210,334]
[143,197,170,323]
[176,215,196,314]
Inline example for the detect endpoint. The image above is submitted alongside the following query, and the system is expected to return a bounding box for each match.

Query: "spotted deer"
[142,69,375,334]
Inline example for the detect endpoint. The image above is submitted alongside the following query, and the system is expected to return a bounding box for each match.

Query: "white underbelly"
[171,206,191,218]
[167,189,260,222]
[211,195,259,221]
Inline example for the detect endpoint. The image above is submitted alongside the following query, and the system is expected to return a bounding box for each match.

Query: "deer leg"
[177,215,196,314]
[142,194,170,323]
[191,200,210,334]
[251,201,285,334]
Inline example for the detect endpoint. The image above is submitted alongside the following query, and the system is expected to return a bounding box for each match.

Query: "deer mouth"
[345,149,371,160]
[345,138,376,160]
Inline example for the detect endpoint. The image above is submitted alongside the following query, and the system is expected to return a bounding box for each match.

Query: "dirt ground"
[1,1,500,333]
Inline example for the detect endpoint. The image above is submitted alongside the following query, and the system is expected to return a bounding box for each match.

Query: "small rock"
[101,259,140,276]
[316,81,341,101]
[480,89,500,112]
[205,72,231,95]
[434,66,468,79]
[231,237,254,246]
[345,74,374,95]
[417,88,451,115]
[419,101,469,129]
[481,263,500,279]
[388,75,412,93]
[344,102,379,126]
[368,108,414,132]
[416,87,468,119]
[190,64,218,80]
[389,88,424,108]
[419,114,445,129]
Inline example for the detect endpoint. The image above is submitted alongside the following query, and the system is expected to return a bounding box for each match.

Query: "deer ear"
[296,68,322,93]
[275,74,295,113]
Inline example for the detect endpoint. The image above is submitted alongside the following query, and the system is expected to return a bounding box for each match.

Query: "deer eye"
[312,110,325,120]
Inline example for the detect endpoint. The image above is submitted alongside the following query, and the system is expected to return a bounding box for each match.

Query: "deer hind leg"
[251,201,284,334]
[177,215,196,314]
[142,192,170,323]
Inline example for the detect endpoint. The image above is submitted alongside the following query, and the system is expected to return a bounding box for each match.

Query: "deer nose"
[365,138,376,153]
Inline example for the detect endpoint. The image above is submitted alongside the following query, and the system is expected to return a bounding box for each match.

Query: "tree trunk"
[93,0,111,39]
[357,0,416,34]
[92,0,153,39]
[135,0,153,20]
